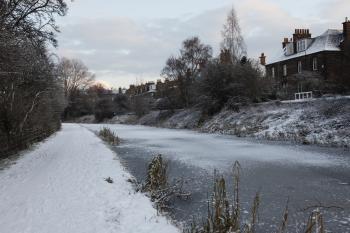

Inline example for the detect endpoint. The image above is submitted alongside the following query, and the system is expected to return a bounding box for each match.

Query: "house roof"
[266,29,344,65]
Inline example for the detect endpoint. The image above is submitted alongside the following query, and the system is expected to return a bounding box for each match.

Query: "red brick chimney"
[259,53,266,66]
[293,29,311,42]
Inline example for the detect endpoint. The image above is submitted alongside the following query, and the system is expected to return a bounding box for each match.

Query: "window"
[271,67,275,78]
[283,64,287,76]
[313,57,318,71]
[298,61,302,73]
[297,39,307,52]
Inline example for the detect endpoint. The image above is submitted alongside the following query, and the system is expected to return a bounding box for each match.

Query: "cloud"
[55,0,350,88]
[55,11,225,87]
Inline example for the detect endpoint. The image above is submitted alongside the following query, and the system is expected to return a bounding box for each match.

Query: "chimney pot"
[259,53,266,66]
[282,38,289,48]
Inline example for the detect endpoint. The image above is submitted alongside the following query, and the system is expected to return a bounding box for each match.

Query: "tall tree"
[221,7,247,63]
[57,58,95,100]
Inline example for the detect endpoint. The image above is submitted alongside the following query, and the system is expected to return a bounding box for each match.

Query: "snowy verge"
[0,124,179,233]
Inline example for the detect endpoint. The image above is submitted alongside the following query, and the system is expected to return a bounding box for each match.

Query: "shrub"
[94,99,115,122]
[196,60,264,115]
[98,127,120,145]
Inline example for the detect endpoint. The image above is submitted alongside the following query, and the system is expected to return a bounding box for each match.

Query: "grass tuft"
[98,127,120,145]
[142,154,191,212]
[185,161,327,233]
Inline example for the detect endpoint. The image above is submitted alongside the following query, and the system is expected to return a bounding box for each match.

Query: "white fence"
[295,91,313,100]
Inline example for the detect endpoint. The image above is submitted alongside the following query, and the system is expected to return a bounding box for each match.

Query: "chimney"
[293,28,312,42]
[343,17,350,41]
[282,38,289,48]
[259,53,266,66]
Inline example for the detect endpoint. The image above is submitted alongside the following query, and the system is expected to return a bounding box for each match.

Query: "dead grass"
[185,161,326,233]
[186,162,260,233]
[98,127,120,145]
[142,154,190,212]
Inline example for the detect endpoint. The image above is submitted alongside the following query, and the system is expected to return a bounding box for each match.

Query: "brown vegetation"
[98,127,120,146]
[142,155,191,212]
[185,161,326,233]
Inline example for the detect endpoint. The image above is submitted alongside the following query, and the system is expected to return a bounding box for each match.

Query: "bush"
[94,99,115,122]
[196,60,264,115]
[98,127,120,145]
[131,96,151,117]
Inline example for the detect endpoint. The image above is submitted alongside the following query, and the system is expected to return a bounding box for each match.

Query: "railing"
[295,91,313,100]
[0,127,59,159]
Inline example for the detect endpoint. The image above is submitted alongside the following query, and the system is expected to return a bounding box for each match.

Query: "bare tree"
[221,7,247,63]
[0,1,68,157]
[180,37,212,78]
[0,0,69,46]
[161,37,212,107]
[57,58,95,100]
[0,32,65,155]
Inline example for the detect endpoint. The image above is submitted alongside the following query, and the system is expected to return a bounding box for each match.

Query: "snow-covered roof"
[267,29,343,65]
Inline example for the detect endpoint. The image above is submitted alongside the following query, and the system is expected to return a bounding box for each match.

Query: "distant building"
[261,18,350,97]
[126,81,157,97]
[118,87,127,95]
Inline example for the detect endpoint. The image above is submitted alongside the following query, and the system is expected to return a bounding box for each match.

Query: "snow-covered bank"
[0,124,179,233]
[202,98,350,147]
[125,98,350,148]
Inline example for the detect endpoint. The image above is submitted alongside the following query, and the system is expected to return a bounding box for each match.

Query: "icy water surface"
[85,124,350,232]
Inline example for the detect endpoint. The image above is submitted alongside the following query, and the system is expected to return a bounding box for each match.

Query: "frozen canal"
[85,124,350,232]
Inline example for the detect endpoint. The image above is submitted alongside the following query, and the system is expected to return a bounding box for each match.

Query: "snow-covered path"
[0,124,179,233]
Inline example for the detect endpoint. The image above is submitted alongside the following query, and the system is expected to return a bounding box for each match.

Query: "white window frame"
[283,64,287,76]
[313,57,318,71]
[298,61,302,73]
[271,67,275,78]
[297,40,306,52]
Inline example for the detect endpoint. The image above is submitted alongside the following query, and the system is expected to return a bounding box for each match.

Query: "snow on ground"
[0,124,179,233]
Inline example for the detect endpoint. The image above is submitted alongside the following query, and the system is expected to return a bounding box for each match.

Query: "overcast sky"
[54,0,350,88]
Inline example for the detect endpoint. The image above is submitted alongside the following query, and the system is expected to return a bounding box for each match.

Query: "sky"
[54,0,350,88]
